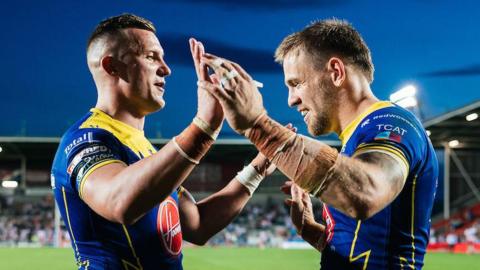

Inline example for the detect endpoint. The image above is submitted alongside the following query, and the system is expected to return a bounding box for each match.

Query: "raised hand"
[281,181,315,235]
[189,38,224,130]
[197,53,265,135]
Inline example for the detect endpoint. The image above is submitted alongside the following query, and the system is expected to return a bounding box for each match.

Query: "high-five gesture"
[189,38,224,131]
[197,53,265,135]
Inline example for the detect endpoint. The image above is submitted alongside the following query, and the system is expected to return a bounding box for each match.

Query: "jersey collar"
[338,101,393,145]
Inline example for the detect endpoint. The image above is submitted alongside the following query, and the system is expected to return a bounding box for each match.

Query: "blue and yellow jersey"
[51,108,183,270]
[320,101,438,270]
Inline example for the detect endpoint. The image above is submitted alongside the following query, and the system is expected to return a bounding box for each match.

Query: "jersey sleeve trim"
[78,159,126,199]
[339,101,393,145]
[353,143,409,180]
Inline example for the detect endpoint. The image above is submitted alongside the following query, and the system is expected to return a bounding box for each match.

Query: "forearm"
[245,114,389,220]
[245,114,337,193]
[90,122,215,224]
[182,157,268,244]
[192,180,251,243]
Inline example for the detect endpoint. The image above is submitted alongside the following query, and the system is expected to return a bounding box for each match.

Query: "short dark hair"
[275,19,374,82]
[87,13,156,51]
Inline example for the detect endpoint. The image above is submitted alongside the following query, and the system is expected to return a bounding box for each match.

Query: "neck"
[95,96,146,131]
[334,78,378,135]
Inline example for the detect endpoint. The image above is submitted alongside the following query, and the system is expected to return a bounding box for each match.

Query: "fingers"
[197,80,228,103]
[210,74,220,84]
[220,61,240,89]
[280,181,293,195]
[301,191,310,205]
[190,38,211,82]
[196,42,211,81]
[230,61,252,81]
[201,54,238,88]
[284,123,298,133]
[284,198,293,206]
[291,183,301,202]
[189,38,200,77]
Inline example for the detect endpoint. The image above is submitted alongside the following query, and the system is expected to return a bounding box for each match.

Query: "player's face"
[283,50,338,136]
[120,29,171,114]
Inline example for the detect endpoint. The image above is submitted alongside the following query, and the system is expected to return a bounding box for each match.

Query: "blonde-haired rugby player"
[198,19,438,270]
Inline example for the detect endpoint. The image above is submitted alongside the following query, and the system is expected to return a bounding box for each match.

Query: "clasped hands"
[190,38,266,135]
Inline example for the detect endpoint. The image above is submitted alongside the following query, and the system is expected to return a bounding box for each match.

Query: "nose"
[287,88,301,108]
[157,58,171,77]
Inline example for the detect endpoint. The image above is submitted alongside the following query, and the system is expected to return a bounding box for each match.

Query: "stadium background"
[1,0,479,269]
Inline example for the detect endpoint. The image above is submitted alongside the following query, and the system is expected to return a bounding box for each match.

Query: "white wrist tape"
[193,116,219,140]
[235,164,264,195]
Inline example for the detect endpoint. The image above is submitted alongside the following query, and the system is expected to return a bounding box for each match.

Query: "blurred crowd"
[207,198,323,247]
[1,194,479,251]
[0,195,55,246]
[430,211,480,248]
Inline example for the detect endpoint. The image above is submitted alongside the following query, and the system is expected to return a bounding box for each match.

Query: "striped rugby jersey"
[320,101,438,270]
[51,108,183,270]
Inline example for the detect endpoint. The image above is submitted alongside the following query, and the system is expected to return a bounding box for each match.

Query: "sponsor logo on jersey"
[360,119,370,128]
[157,197,182,256]
[376,124,407,135]
[374,131,402,143]
[64,132,93,155]
[67,145,113,175]
[67,145,110,175]
[322,205,335,243]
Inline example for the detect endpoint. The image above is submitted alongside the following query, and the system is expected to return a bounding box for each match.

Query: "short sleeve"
[351,107,425,178]
[64,129,125,198]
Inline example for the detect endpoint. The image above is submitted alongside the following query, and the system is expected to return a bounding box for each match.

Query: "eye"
[292,81,302,89]
[146,54,155,61]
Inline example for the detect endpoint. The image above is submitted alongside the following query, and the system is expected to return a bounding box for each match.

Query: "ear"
[327,57,346,87]
[100,56,118,76]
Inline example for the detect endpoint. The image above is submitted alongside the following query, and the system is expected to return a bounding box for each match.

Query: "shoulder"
[350,103,428,168]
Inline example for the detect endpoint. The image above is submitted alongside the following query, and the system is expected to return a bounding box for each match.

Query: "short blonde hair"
[275,19,374,83]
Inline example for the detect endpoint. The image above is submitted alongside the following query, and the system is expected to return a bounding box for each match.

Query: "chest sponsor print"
[157,196,182,256]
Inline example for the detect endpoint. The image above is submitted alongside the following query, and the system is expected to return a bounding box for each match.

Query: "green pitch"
[0,247,479,270]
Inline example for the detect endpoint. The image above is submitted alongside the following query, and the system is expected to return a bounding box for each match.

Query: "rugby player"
[198,19,438,269]
[51,14,278,270]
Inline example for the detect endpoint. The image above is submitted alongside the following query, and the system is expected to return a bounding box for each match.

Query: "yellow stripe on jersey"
[122,225,143,270]
[349,220,371,270]
[339,101,393,146]
[410,175,418,267]
[356,141,408,159]
[399,174,418,270]
[353,144,409,180]
[78,159,127,199]
[80,108,157,158]
[122,260,142,270]
[62,187,81,264]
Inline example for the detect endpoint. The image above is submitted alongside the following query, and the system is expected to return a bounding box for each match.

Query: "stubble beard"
[307,79,337,137]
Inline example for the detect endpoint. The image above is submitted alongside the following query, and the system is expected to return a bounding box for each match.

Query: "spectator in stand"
[446,230,458,250]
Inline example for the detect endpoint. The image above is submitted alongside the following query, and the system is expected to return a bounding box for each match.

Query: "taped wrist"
[235,164,264,195]
[246,114,296,158]
[245,114,338,194]
[193,116,221,140]
[173,122,214,164]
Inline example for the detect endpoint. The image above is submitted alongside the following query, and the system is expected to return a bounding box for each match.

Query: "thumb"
[284,198,293,207]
